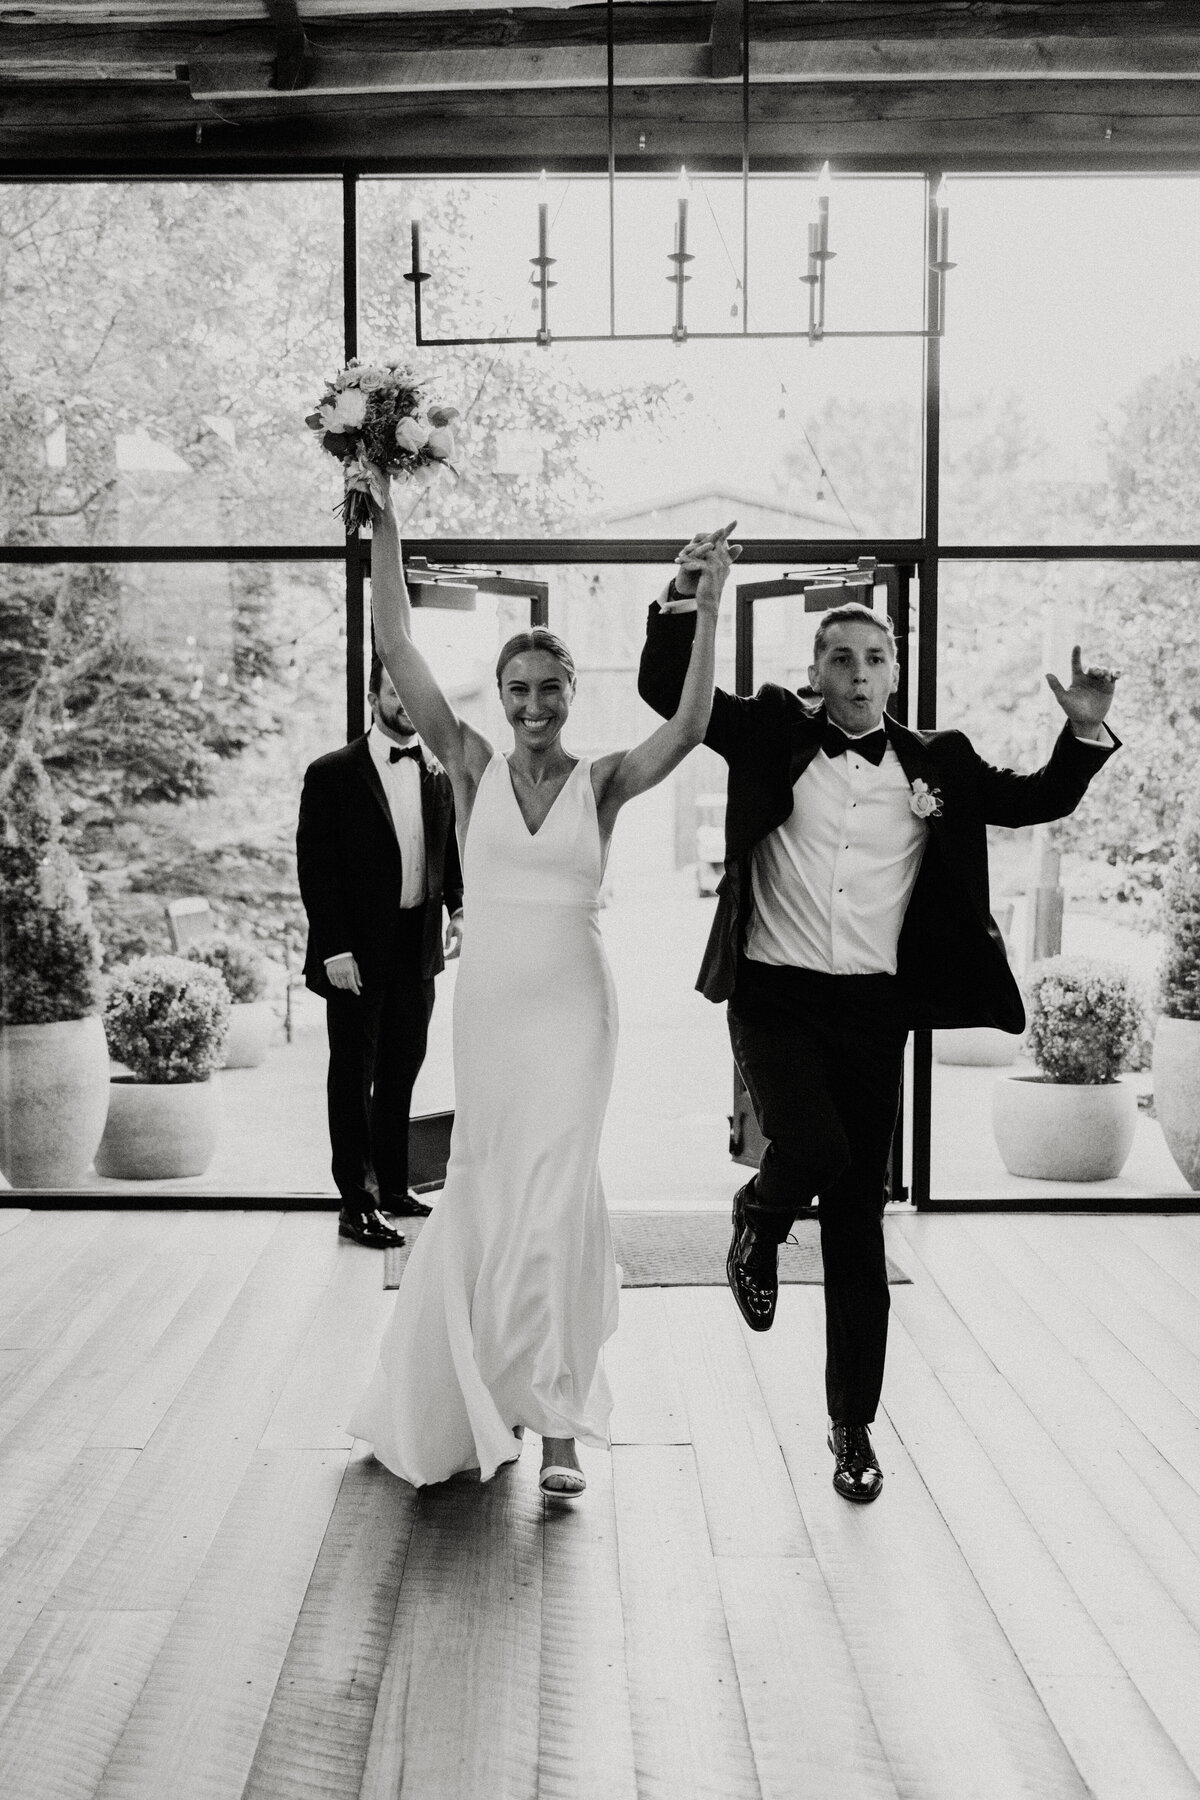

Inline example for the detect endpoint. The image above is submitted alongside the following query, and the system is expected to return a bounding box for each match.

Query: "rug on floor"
[382,1210,910,1290]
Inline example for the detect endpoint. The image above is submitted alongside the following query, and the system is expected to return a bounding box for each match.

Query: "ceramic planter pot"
[94,1073,221,1180]
[222,1000,274,1070]
[0,1015,111,1188]
[1151,1015,1200,1190]
[992,1073,1137,1182]
[933,1026,1020,1067]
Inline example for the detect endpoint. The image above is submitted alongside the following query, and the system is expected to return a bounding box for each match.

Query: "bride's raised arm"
[366,471,491,786]
[592,532,733,829]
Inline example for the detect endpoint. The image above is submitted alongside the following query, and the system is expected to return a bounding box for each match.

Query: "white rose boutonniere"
[909,778,943,821]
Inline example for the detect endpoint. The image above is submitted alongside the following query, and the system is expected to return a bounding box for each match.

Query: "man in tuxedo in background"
[297,656,463,1250]
[639,531,1119,1503]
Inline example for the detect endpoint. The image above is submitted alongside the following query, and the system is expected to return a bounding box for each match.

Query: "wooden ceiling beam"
[7,5,1200,94]
[6,77,1200,166]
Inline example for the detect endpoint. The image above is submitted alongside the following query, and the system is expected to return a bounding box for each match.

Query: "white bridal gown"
[348,752,621,1485]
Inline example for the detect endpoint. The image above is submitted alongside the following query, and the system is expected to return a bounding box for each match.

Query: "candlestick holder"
[529,250,557,348]
[668,241,694,344]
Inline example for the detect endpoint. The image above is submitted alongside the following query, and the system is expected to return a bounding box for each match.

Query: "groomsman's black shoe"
[726,1183,779,1332]
[338,1208,406,1250]
[381,1189,433,1218]
[828,1422,884,1504]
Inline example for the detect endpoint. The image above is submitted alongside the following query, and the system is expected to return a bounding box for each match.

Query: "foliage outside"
[0,743,103,1025]
[104,954,231,1082]
[0,179,673,961]
[1024,954,1144,1084]
[182,932,268,1004]
[1159,783,1200,1020]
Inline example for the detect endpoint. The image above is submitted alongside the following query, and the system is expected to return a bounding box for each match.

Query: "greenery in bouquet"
[1024,954,1144,1085]
[1159,783,1200,1021]
[104,954,231,1083]
[0,744,104,1027]
[305,358,459,532]
[182,931,269,1005]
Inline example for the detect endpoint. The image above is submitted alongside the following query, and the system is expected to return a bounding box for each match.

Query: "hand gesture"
[1045,645,1120,734]
[361,461,393,525]
[444,912,464,960]
[673,521,743,605]
[325,952,362,995]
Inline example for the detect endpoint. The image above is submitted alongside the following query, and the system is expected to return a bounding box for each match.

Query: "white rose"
[425,425,455,461]
[395,416,430,453]
[321,389,367,433]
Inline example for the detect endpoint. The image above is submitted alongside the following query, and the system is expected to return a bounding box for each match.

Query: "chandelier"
[404,0,955,351]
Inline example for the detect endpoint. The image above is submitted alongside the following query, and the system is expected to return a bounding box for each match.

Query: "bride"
[347,477,735,1497]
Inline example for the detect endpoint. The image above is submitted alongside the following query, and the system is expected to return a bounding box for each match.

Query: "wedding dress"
[348,752,620,1484]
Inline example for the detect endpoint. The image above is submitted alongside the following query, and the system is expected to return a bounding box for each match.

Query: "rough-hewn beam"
[5,78,1200,167]
[7,5,1200,94]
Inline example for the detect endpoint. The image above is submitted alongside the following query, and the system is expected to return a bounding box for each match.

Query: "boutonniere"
[909,778,944,821]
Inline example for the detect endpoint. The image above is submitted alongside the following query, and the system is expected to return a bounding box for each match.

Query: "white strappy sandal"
[539,1465,586,1498]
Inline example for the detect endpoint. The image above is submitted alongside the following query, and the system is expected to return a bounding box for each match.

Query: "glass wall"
[4,166,1199,1202]
[940,176,1200,545]
[359,177,925,542]
[0,181,344,549]
[928,559,1195,1200]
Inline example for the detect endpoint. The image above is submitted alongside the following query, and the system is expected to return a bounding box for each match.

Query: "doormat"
[383,1211,910,1290]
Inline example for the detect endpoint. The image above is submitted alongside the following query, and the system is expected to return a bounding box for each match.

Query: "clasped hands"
[1046,646,1120,739]
[672,521,743,613]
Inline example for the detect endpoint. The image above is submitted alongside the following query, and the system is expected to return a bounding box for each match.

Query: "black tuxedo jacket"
[297,736,463,998]
[638,604,1119,1032]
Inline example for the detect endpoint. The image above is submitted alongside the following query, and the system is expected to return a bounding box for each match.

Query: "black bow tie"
[388,744,422,765]
[822,721,887,766]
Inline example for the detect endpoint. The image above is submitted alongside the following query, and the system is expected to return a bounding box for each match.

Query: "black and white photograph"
[2,4,1200,1796]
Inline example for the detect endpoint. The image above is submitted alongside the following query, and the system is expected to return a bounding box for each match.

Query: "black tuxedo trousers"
[325,907,433,1207]
[730,958,905,1425]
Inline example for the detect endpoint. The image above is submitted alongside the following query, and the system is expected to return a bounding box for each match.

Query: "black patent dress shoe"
[726,1184,779,1332]
[338,1208,406,1249]
[828,1421,884,1503]
[381,1189,433,1218]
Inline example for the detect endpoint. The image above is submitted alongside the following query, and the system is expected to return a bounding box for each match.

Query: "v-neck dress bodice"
[348,752,620,1485]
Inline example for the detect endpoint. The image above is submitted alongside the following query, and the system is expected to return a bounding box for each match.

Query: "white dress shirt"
[368,724,427,909]
[746,734,928,975]
[324,729,429,972]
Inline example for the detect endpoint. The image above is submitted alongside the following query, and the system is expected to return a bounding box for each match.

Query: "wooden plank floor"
[2,1208,1200,1800]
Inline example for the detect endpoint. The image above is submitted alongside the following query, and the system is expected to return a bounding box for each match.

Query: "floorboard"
[0,1208,1198,1800]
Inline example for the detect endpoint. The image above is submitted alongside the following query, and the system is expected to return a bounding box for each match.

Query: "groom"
[297,657,463,1250]
[639,534,1120,1503]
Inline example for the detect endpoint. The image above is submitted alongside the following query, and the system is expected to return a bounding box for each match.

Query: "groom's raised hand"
[1045,645,1120,739]
[672,522,743,599]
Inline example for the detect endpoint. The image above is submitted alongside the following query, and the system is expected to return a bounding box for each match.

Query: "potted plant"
[1152,786,1200,1188]
[992,954,1144,1181]
[95,954,231,1179]
[182,932,274,1069]
[0,745,109,1187]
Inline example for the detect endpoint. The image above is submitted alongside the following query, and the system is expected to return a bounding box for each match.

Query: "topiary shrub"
[1159,785,1200,1022]
[103,954,231,1083]
[182,932,268,1004]
[1025,954,1144,1085]
[0,744,103,1026]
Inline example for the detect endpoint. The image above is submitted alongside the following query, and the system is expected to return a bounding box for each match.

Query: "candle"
[815,160,832,254]
[537,169,549,263]
[676,165,690,262]
[934,176,950,264]
[409,208,423,273]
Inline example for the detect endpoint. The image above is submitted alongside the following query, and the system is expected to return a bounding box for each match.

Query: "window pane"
[929,559,1194,1200]
[0,182,345,548]
[358,178,924,541]
[941,176,1200,544]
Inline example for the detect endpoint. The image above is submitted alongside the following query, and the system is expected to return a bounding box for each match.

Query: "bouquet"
[305,358,459,532]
